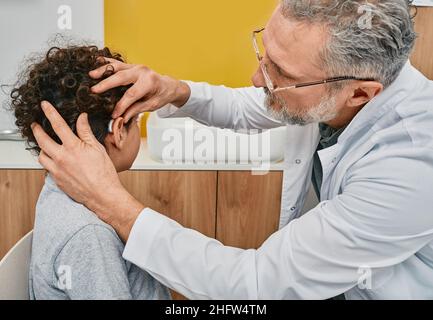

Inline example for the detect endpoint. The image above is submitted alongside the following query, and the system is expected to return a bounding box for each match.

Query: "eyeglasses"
[252,27,376,93]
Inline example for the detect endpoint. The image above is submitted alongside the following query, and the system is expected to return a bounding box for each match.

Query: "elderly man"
[32,0,433,299]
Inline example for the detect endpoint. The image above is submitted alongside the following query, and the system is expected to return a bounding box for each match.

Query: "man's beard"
[264,88,339,126]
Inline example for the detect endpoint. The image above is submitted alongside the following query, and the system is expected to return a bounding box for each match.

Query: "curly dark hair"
[10,46,131,154]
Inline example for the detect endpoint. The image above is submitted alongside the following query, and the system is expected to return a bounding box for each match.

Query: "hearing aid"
[108,119,114,133]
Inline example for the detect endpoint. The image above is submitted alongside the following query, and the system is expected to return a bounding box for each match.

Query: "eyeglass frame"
[252,27,377,93]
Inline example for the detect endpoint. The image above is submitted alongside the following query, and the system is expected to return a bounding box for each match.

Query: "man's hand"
[32,101,144,241]
[89,58,191,122]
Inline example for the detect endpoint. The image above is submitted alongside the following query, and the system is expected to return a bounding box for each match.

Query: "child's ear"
[109,117,126,150]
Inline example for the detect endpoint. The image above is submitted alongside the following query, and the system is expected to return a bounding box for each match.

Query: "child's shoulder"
[32,175,120,261]
[30,176,128,299]
[38,175,113,226]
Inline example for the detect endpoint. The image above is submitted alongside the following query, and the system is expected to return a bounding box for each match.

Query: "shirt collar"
[44,173,61,193]
[318,123,347,149]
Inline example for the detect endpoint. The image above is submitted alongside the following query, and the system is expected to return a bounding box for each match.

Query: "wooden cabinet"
[0,168,283,256]
[0,170,45,259]
[119,171,217,238]
[412,7,433,79]
[0,168,282,300]
[118,170,284,251]
[216,171,283,249]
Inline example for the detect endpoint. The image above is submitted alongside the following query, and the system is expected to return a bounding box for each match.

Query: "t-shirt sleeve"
[53,224,133,300]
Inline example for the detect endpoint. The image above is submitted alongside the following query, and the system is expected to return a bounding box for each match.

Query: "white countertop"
[0,139,285,171]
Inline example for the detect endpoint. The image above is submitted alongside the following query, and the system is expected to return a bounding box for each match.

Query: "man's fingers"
[99,57,127,65]
[112,82,153,118]
[123,104,144,124]
[89,58,131,79]
[76,113,100,145]
[31,122,61,158]
[123,98,159,123]
[88,64,115,80]
[91,70,133,94]
[38,150,56,174]
[41,101,79,146]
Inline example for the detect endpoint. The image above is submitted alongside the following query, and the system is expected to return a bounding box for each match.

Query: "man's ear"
[107,117,126,150]
[346,81,384,108]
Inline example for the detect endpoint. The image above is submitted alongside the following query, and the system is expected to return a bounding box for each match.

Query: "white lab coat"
[123,61,433,299]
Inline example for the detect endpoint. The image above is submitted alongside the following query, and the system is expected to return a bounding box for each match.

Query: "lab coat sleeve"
[157,81,284,130]
[122,147,433,299]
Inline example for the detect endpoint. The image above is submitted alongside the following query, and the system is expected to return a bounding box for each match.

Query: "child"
[11,45,170,300]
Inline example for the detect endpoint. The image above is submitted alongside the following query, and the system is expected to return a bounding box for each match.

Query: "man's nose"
[251,66,266,88]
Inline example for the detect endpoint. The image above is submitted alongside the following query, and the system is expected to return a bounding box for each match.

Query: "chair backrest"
[0,231,33,300]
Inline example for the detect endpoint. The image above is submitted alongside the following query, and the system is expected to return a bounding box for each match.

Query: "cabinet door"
[0,170,45,260]
[119,171,217,237]
[216,171,283,249]
[412,7,433,79]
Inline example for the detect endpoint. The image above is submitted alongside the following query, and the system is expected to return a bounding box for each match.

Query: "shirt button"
[290,206,296,211]
[295,159,302,164]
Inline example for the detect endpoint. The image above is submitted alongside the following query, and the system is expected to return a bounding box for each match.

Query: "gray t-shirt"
[29,174,171,300]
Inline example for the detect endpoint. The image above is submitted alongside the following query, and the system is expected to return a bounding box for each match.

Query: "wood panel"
[0,170,45,260]
[411,7,433,80]
[118,170,218,300]
[119,171,217,237]
[216,171,283,249]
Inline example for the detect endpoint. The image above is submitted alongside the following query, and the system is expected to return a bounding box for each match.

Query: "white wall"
[0,0,104,131]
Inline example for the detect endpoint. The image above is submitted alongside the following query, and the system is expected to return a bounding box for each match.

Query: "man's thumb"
[76,113,99,144]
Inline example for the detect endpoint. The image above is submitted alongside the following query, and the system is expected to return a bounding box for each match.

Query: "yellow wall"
[104,0,278,88]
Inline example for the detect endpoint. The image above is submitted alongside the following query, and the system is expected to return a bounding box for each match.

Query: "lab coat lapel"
[279,123,320,228]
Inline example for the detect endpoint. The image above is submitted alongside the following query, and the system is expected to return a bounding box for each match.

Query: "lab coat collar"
[337,61,423,145]
[316,61,425,201]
